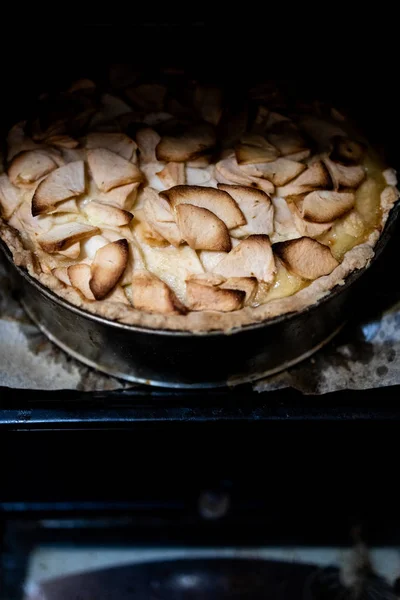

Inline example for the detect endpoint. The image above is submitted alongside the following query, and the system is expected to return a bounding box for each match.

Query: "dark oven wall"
[2,21,398,162]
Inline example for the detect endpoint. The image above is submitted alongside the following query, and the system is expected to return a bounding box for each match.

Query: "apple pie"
[0,75,398,331]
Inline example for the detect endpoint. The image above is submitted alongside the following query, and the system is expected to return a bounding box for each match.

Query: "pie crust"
[0,74,398,332]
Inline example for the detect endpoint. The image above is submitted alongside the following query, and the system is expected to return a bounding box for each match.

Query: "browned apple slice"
[271,197,302,243]
[58,242,81,259]
[213,235,276,283]
[131,271,185,314]
[176,204,231,252]
[285,149,311,162]
[289,203,334,238]
[32,160,85,216]
[7,121,38,162]
[87,149,142,192]
[156,123,216,162]
[215,156,257,186]
[322,157,365,190]
[8,150,58,188]
[250,177,275,195]
[46,135,79,149]
[136,128,161,163]
[68,78,96,93]
[252,105,269,132]
[98,182,140,210]
[84,201,133,227]
[161,185,245,229]
[0,174,22,219]
[220,277,257,304]
[186,273,226,286]
[236,133,279,161]
[49,199,80,214]
[89,239,129,300]
[217,184,274,236]
[103,285,130,305]
[241,158,306,186]
[276,237,339,279]
[235,141,279,165]
[300,190,355,222]
[215,156,275,195]
[298,115,347,149]
[268,125,307,156]
[125,83,167,111]
[38,222,100,253]
[194,85,223,125]
[239,133,271,148]
[52,266,71,286]
[68,264,95,300]
[186,280,245,312]
[142,187,183,246]
[156,162,185,187]
[331,136,366,165]
[277,161,331,197]
[186,155,212,168]
[86,133,137,161]
[135,218,169,248]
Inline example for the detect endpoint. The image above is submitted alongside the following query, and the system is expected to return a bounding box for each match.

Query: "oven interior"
[1,21,400,598]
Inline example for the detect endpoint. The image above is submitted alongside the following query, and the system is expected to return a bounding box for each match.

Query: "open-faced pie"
[0,73,398,332]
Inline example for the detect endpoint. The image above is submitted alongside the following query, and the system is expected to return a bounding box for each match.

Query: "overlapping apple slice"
[84,201,133,227]
[46,135,79,149]
[235,133,279,165]
[142,187,183,246]
[217,184,274,236]
[213,235,276,284]
[87,148,142,192]
[299,190,355,222]
[85,133,137,162]
[8,150,59,188]
[68,264,95,300]
[185,276,245,312]
[220,277,257,304]
[156,123,216,162]
[215,155,275,195]
[161,185,245,230]
[97,182,140,211]
[58,242,81,259]
[156,162,185,188]
[240,158,306,187]
[49,199,80,214]
[276,237,339,280]
[322,157,365,190]
[32,161,85,216]
[268,122,307,156]
[37,222,100,253]
[131,270,185,314]
[0,174,23,219]
[136,128,161,164]
[89,239,129,300]
[194,85,223,126]
[52,266,71,286]
[289,203,334,239]
[175,204,231,252]
[277,161,331,197]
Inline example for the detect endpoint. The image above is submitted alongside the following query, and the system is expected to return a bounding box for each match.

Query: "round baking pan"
[1,33,398,388]
[1,199,398,388]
